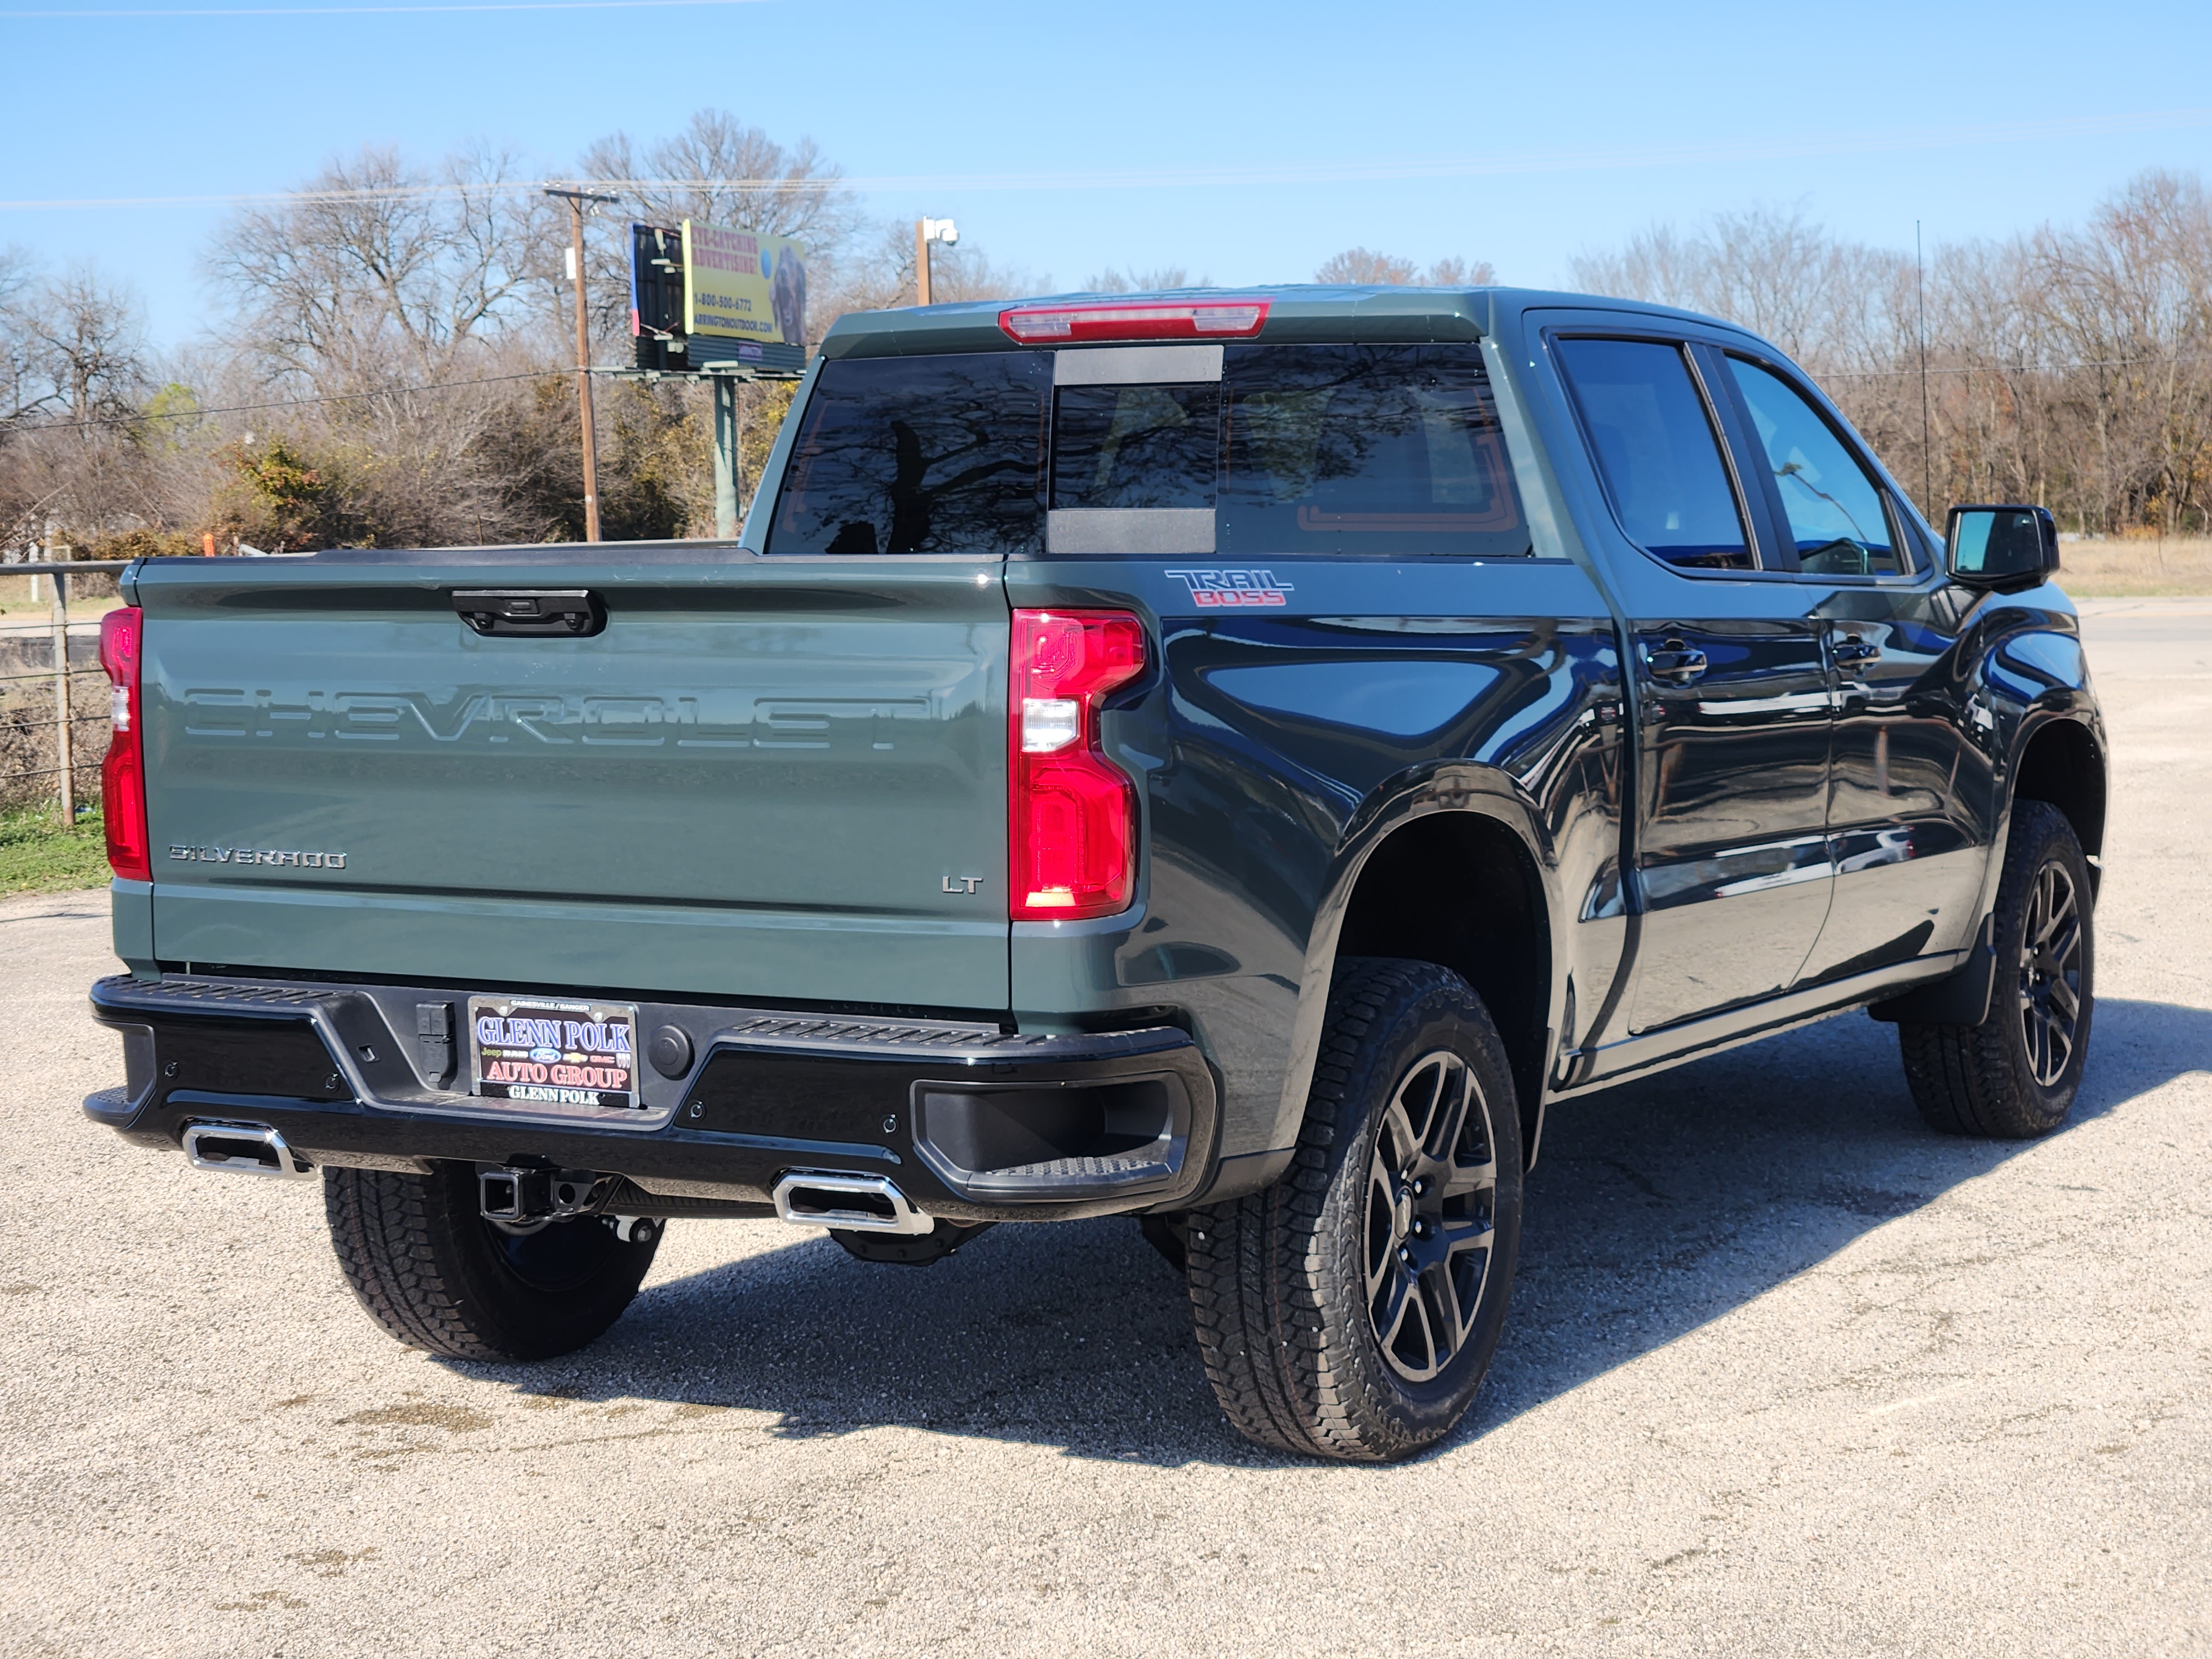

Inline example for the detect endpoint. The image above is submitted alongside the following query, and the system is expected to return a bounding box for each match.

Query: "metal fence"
[0,562,133,817]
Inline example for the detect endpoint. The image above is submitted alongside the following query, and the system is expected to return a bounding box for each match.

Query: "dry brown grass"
[2058,536,2212,597]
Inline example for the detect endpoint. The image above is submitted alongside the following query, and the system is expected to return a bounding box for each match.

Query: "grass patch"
[2060,537,2212,597]
[0,802,109,895]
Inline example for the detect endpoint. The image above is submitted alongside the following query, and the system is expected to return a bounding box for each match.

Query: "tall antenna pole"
[1916,219,1932,515]
[547,186,620,542]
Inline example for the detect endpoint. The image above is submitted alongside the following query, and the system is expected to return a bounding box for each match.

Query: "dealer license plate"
[467,995,639,1110]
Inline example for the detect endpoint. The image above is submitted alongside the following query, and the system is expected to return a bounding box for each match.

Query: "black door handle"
[1833,635,1882,665]
[452,589,607,638]
[1645,641,1709,685]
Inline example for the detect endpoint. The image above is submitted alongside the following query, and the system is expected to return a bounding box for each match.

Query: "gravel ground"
[3,604,2206,1658]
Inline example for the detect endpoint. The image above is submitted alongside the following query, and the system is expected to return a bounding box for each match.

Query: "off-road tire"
[324,1162,660,1361]
[1900,800,2095,1138]
[1185,958,1522,1462]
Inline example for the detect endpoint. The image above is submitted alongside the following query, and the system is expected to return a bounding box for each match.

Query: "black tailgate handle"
[452,589,606,638]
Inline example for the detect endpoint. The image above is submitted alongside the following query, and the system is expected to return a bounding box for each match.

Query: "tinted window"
[1555,337,1754,571]
[1217,345,1528,556]
[769,353,1049,554]
[1052,383,1218,509]
[1725,357,1902,576]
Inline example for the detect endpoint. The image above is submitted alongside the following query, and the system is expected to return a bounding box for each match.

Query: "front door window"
[1725,357,1903,576]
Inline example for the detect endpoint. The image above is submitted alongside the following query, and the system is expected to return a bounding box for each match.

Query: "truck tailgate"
[135,552,1010,1011]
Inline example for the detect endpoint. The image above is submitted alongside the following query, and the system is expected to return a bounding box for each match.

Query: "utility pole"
[915,217,958,307]
[1915,220,1932,518]
[547,186,620,542]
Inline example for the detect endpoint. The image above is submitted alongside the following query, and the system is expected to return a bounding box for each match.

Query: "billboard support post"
[546,186,621,542]
[711,374,740,540]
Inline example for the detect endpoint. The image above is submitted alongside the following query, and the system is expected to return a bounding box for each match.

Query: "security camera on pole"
[915,218,958,306]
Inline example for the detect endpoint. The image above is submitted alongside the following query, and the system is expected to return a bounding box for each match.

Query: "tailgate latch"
[452,589,606,638]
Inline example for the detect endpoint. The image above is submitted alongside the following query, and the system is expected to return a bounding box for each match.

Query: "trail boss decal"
[1164,568,1296,608]
[469,996,638,1109]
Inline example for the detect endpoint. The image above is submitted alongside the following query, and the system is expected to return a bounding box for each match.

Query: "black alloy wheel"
[2017,855,2085,1087]
[1899,800,2096,1139]
[1186,958,1523,1462]
[1364,1051,1499,1384]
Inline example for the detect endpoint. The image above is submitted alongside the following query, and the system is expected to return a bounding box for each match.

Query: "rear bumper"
[86,974,1219,1223]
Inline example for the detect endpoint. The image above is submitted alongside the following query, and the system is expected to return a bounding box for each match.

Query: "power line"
[6,107,2211,211]
[1,1,768,15]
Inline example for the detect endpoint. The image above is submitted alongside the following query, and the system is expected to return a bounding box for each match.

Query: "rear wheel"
[324,1162,660,1361]
[1185,958,1522,1462]
[1900,800,2095,1138]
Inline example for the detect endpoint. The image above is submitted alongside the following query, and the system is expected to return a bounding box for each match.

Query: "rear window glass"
[769,343,1530,556]
[1217,345,1528,556]
[768,353,1050,554]
[1052,383,1218,510]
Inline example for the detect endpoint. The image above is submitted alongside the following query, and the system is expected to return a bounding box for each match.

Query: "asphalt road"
[4,602,2207,1658]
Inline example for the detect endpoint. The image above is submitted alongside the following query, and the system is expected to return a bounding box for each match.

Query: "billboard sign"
[681,220,808,352]
[628,222,687,372]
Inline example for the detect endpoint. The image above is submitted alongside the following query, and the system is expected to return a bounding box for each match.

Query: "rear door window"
[1554,337,1756,572]
[1723,357,1904,576]
[1215,345,1527,556]
[769,352,1050,554]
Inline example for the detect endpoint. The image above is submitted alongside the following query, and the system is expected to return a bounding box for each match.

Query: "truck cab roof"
[816,283,1759,359]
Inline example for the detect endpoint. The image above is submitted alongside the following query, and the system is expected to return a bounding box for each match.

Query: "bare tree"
[1317,247,1417,284]
[1084,266,1204,293]
[2026,169,2212,534]
[1315,248,1494,285]
[0,257,148,429]
[1421,255,1498,286]
[207,143,556,390]
[1569,175,2212,533]
[582,110,864,251]
[32,264,151,428]
[1,246,44,426]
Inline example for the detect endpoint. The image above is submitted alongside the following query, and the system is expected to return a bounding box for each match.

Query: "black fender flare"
[1263,761,1566,1165]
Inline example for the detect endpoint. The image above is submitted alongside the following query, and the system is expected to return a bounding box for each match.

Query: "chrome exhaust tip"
[182,1121,315,1180]
[772,1171,935,1235]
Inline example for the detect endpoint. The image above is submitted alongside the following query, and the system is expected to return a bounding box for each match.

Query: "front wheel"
[1185,958,1523,1462]
[1899,800,2095,1138]
[324,1162,661,1361]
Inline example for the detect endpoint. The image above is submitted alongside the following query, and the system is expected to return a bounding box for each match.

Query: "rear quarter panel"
[1005,555,1624,1179]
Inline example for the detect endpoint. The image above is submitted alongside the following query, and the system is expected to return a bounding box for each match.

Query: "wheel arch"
[1277,770,1561,1166]
[2010,714,2106,864]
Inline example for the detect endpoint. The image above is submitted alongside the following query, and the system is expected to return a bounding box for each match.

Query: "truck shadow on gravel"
[460,997,2208,1467]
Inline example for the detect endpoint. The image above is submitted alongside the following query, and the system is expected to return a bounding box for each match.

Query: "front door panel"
[1798,584,1994,981]
[1627,613,1834,1030]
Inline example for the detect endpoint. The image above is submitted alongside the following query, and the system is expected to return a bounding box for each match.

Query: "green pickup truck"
[85,286,2105,1461]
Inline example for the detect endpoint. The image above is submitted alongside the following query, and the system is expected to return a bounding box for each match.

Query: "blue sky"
[4,0,2210,351]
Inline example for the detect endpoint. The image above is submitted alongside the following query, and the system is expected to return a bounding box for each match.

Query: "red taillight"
[98,606,149,882]
[998,298,1270,344]
[1010,610,1146,920]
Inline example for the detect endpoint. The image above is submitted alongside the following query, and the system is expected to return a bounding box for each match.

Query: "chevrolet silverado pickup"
[84,286,2106,1462]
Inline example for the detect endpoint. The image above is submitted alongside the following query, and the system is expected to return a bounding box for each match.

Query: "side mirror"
[1946,504,2059,591]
